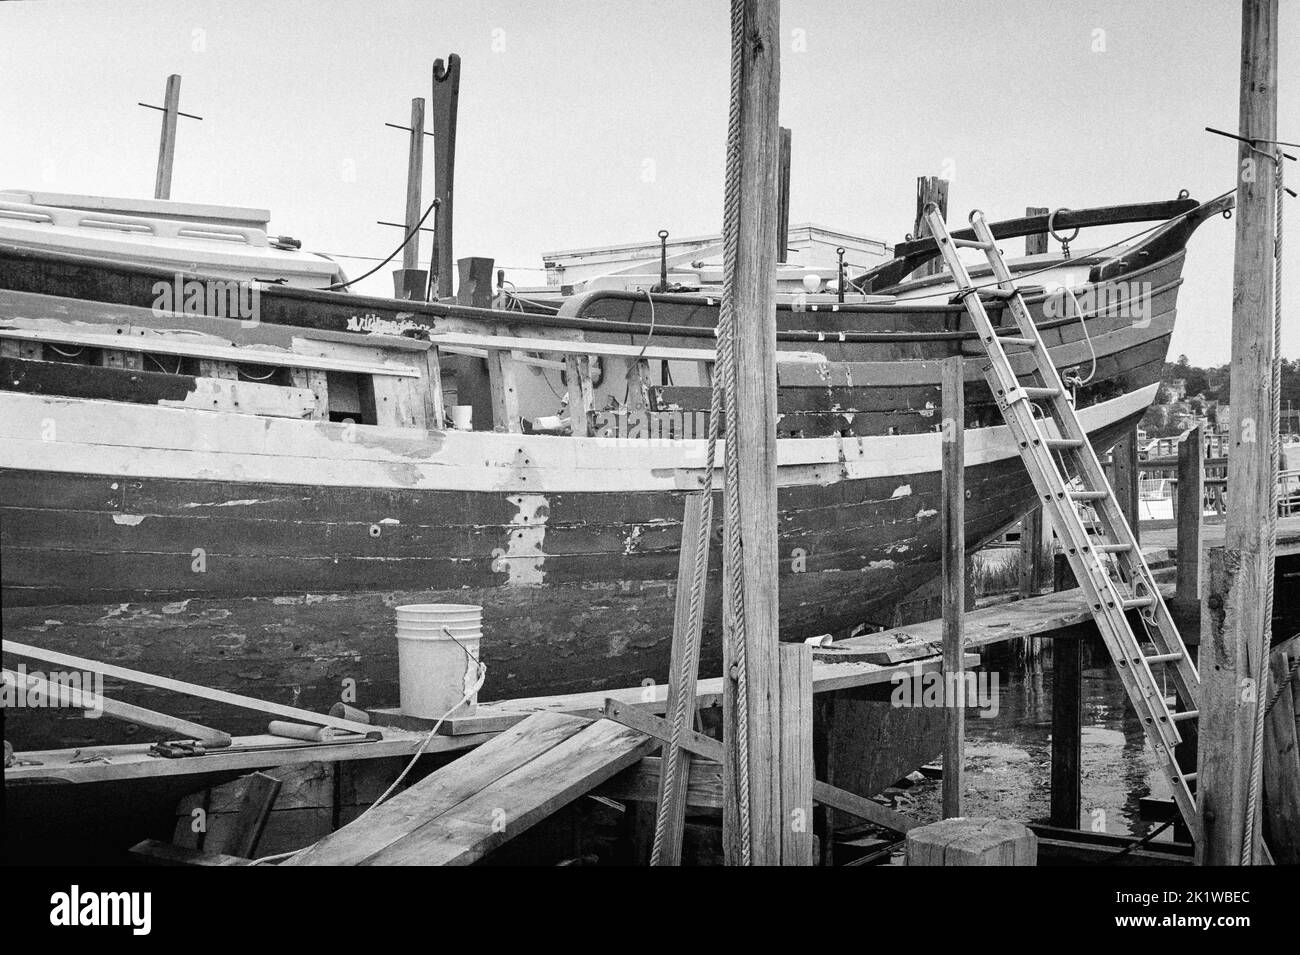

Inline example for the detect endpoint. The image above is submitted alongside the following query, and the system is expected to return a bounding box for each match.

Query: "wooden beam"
[1198,0,1279,867]
[1176,424,1204,603]
[564,353,596,437]
[1263,649,1300,863]
[811,780,919,833]
[2,666,231,745]
[601,699,721,762]
[130,839,253,866]
[1110,428,1141,545]
[3,640,377,735]
[721,0,782,867]
[911,176,950,278]
[652,493,712,865]
[486,344,521,433]
[940,355,965,819]
[779,642,814,865]
[429,55,461,298]
[402,98,425,275]
[1018,508,1044,598]
[154,74,182,200]
[206,772,282,858]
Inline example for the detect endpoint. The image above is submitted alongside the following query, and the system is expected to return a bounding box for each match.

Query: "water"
[904,642,1176,840]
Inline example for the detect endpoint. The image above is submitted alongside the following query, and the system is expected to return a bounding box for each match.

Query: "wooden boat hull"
[1,384,1150,749]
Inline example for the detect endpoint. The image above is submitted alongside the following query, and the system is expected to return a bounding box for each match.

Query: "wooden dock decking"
[287,713,655,866]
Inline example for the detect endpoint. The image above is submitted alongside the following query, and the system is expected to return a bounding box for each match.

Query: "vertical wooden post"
[1050,554,1084,828]
[1197,0,1278,867]
[941,355,965,819]
[392,98,428,301]
[1176,425,1205,604]
[778,642,814,865]
[429,55,461,299]
[1025,206,1049,256]
[776,127,792,263]
[721,0,782,866]
[1263,649,1300,863]
[154,74,182,200]
[1110,428,1141,545]
[1018,509,1044,598]
[912,177,950,278]
[653,493,711,866]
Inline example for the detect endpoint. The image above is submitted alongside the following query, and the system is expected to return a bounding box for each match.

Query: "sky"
[0,0,1296,364]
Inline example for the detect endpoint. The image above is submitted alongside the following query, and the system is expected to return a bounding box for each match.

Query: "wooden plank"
[653,493,712,865]
[424,346,446,428]
[154,74,181,200]
[940,355,964,819]
[779,643,814,865]
[906,817,1036,866]
[3,640,377,735]
[810,780,920,833]
[1176,424,1204,602]
[426,330,825,365]
[722,0,783,867]
[131,839,252,866]
[286,712,590,865]
[486,342,521,433]
[356,718,656,865]
[205,771,282,858]
[1198,0,1279,867]
[1049,628,1085,828]
[602,699,721,762]
[597,756,723,810]
[1,666,231,745]
[564,353,596,437]
[0,327,421,376]
[289,367,329,421]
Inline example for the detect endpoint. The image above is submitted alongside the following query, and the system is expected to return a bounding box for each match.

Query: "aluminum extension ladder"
[924,204,1202,842]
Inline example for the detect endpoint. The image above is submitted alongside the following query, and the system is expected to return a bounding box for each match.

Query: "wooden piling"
[1197,0,1279,867]
[720,0,782,866]
[941,355,965,819]
[778,642,814,865]
[393,97,428,301]
[1176,424,1204,604]
[1049,628,1084,828]
[906,818,1036,866]
[154,74,182,200]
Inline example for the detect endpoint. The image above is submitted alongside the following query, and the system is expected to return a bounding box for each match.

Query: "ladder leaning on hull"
[924,204,1202,844]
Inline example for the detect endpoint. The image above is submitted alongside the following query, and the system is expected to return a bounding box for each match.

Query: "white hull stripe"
[0,385,1156,493]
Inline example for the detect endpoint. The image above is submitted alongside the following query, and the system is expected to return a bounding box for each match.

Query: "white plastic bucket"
[395,604,482,719]
[451,405,473,430]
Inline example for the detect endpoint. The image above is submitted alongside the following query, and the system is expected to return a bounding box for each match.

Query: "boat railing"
[0,199,269,248]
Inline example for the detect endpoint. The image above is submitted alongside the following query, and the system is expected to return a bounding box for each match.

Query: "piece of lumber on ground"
[130,839,253,866]
[906,817,1037,866]
[2,640,375,735]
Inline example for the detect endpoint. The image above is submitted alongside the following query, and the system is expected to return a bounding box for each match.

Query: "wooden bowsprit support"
[910,176,950,279]
[429,55,461,299]
[138,74,202,200]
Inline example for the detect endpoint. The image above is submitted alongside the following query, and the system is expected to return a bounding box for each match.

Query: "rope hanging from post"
[1242,150,1284,864]
[651,0,753,866]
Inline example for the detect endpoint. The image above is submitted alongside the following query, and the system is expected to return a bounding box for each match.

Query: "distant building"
[1164,378,1187,401]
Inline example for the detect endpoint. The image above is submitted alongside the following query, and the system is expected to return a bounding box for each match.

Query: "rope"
[1242,151,1284,864]
[326,199,438,290]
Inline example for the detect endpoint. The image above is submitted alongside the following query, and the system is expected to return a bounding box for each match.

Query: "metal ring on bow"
[1048,208,1080,245]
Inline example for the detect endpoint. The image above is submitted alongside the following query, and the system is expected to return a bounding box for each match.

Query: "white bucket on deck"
[395,604,482,719]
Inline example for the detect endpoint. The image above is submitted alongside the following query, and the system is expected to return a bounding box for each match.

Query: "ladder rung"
[1121,596,1156,610]
[1182,772,1198,784]
[1145,651,1184,664]
[1069,490,1110,501]
[951,237,993,250]
[997,335,1037,346]
[1095,543,1132,553]
[1020,386,1061,398]
[1172,709,1199,722]
[1045,438,1084,449]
